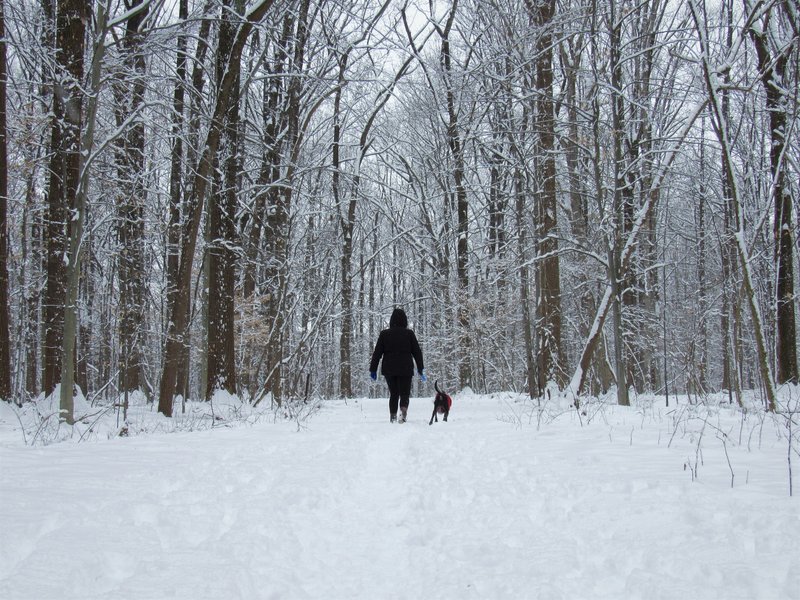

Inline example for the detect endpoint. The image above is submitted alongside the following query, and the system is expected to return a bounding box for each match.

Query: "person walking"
[369,308,425,423]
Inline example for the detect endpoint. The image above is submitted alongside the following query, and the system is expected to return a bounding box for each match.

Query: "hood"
[389,308,408,328]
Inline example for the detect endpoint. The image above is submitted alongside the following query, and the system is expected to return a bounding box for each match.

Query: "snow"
[1,390,798,600]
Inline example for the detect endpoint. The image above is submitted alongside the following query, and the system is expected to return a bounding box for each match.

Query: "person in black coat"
[369,307,425,423]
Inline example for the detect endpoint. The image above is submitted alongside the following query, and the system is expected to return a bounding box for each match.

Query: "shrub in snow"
[0,388,322,446]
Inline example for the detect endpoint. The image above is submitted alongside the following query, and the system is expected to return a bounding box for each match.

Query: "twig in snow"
[721,436,734,488]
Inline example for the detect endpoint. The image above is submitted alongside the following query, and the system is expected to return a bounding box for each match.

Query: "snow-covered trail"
[1,393,797,599]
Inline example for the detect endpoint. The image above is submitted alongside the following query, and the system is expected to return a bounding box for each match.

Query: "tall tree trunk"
[609,0,629,406]
[332,51,349,398]
[748,7,798,385]
[206,0,242,399]
[23,181,42,396]
[259,1,309,405]
[170,0,214,404]
[115,0,149,395]
[696,128,708,392]
[76,232,91,394]
[515,167,536,398]
[61,0,105,423]
[0,0,10,401]
[166,0,189,398]
[436,0,470,389]
[717,0,740,404]
[43,0,87,396]
[631,0,664,393]
[528,0,563,391]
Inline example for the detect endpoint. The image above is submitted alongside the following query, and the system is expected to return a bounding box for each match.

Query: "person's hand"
[370,371,377,381]
[418,369,427,382]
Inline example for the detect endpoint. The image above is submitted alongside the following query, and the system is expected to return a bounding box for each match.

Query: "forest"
[0,0,796,421]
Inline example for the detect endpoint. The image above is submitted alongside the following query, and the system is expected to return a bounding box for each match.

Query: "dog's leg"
[443,408,449,422]
[429,407,437,426]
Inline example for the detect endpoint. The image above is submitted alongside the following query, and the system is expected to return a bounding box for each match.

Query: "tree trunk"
[61,0,105,423]
[515,167,536,398]
[748,9,798,385]
[43,0,87,397]
[260,1,309,405]
[609,0,629,406]
[172,0,214,405]
[0,0,10,401]
[114,0,149,395]
[528,0,563,391]
[206,0,242,399]
[166,0,189,399]
[718,0,739,404]
[23,181,41,396]
[696,131,708,392]
[436,0,470,389]
[75,221,91,395]
[333,51,349,398]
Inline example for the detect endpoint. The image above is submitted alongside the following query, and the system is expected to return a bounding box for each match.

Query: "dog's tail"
[434,380,444,395]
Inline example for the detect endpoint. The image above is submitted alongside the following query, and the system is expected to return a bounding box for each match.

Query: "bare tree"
[114,0,150,395]
[433,0,471,389]
[206,0,243,399]
[60,0,112,423]
[565,100,707,398]
[688,0,778,411]
[526,0,564,391]
[0,0,10,401]
[173,0,215,403]
[608,0,630,406]
[257,0,311,405]
[746,0,798,385]
[42,0,87,397]
[165,0,191,402]
[158,0,278,417]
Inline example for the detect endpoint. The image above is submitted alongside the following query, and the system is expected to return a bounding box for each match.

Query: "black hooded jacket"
[369,308,424,377]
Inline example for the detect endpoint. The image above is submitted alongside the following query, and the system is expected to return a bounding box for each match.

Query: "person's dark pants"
[385,375,412,417]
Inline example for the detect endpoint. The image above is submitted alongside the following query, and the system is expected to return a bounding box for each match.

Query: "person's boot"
[399,407,408,423]
[390,413,397,423]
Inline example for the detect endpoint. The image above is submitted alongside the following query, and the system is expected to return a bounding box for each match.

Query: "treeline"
[0,0,796,420]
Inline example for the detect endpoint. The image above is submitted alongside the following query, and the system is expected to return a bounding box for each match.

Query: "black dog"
[429,381,453,425]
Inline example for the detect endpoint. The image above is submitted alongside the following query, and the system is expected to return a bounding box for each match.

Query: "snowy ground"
[0,389,798,600]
